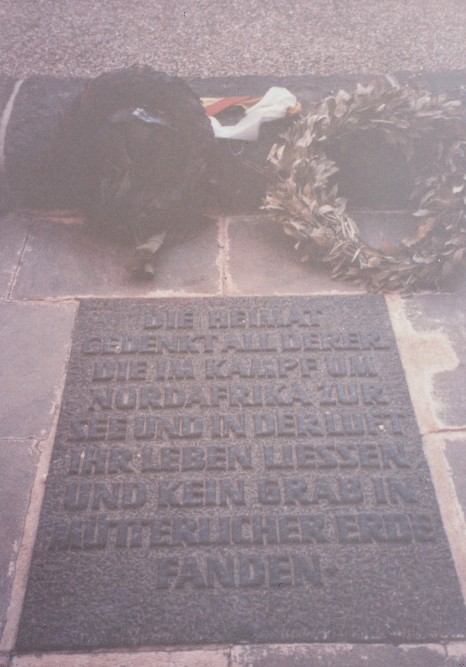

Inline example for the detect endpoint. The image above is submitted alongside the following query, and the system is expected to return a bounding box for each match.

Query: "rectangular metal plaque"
[17,296,466,651]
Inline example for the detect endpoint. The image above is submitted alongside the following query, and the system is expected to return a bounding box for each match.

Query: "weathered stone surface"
[401,294,466,430]
[11,219,220,299]
[0,216,29,298]
[231,643,454,666]
[0,302,76,438]
[0,440,38,640]
[11,649,229,667]
[0,75,16,114]
[447,642,466,661]
[226,216,360,294]
[352,210,418,249]
[419,432,466,622]
[0,75,18,214]
[16,296,466,651]
[4,76,86,209]
[444,439,466,521]
[10,643,466,667]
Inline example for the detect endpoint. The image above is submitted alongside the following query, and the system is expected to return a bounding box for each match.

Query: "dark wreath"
[264,77,466,292]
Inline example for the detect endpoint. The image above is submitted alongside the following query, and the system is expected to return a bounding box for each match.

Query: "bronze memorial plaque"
[17,297,466,651]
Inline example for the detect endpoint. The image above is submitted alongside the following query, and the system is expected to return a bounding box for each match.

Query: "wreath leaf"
[265,77,466,292]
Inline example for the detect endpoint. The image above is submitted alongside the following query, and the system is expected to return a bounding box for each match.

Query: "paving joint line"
[221,217,235,295]
[7,229,30,300]
[421,426,466,437]
[216,216,229,296]
[0,79,23,172]
[0,397,64,651]
[4,297,80,305]
[0,437,37,443]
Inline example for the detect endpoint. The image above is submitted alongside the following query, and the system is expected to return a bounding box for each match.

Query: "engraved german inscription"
[17,297,466,651]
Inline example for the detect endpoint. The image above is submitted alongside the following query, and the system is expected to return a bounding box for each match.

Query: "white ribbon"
[210,87,297,141]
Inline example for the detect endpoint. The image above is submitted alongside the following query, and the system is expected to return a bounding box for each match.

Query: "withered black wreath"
[49,65,217,279]
[264,77,466,292]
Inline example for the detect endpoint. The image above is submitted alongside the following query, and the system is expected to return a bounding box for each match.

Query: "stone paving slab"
[10,219,220,299]
[448,642,466,661]
[0,302,76,438]
[0,217,29,298]
[420,433,466,620]
[385,295,465,436]
[353,211,418,248]
[10,649,229,667]
[0,440,38,639]
[445,438,466,515]
[0,423,64,654]
[10,643,466,667]
[427,433,466,594]
[404,294,466,430]
[225,211,443,297]
[357,213,465,291]
[231,643,455,666]
[226,215,362,295]
[3,77,86,209]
